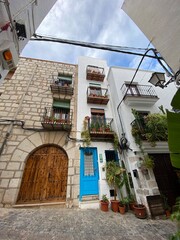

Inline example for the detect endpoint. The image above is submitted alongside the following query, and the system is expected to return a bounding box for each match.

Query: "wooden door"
[17,145,68,203]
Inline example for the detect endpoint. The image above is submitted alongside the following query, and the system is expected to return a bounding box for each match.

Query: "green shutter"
[58,75,72,83]
[53,100,70,109]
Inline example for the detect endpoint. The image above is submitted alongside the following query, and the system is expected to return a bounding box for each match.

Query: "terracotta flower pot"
[119,205,126,214]
[100,201,109,212]
[111,200,120,212]
[133,204,147,219]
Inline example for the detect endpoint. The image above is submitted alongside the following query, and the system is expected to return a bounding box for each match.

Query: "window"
[89,86,102,96]
[105,150,119,164]
[89,83,102,96]
[91,108,105,128]
[55,73,72,86]
[84,152,94,176]
[52,100,70,121]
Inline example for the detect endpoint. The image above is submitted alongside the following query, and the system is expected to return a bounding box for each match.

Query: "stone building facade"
[0,57,80,207]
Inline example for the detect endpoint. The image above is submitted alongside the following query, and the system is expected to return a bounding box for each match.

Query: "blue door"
[80,148,99,200]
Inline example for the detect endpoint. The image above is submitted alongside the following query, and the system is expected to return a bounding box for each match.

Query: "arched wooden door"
[17,145,68,204]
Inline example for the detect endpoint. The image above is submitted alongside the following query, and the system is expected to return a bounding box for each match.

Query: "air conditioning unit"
[0,41,19,70]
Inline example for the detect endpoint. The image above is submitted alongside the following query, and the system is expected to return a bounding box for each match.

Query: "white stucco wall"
[107,66,177,208]
[0,0,57,52]
[77,56,120,200]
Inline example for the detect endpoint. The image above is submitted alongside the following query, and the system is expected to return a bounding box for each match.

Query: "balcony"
[86,65,105,82]
[121,84,159,106]
[41,107,72,131]
[131,112,168,147]
[50,75,74,96]
[87,87,109,105]
[88,117,114,141]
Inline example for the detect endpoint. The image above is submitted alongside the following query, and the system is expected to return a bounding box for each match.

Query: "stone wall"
[0,57,79,207]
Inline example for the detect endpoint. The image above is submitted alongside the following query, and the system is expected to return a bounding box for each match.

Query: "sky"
[21,0,164,72]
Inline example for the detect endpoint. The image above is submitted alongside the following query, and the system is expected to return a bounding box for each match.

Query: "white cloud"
[21,0,152,69]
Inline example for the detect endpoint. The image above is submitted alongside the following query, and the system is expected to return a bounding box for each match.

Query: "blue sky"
[21,0,164,71]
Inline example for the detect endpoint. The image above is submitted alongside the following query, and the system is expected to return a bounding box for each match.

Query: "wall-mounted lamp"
[149,70,180,88]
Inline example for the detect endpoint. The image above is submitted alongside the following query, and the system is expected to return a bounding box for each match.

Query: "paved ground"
[0,207,177,240]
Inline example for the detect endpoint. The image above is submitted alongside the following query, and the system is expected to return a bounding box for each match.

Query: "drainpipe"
[0,64,38,156]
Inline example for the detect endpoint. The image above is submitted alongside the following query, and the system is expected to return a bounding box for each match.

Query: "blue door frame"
[80,147,99,200]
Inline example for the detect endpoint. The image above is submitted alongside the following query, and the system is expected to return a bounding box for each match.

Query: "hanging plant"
[81,118,91,147]
[113,133,119,150]
[138,155,155,174]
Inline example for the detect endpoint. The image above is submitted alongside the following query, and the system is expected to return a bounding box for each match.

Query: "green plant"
[120,197,129,205]
[105,123,110,130]
[131,109,168,147]
[142,155,154,169]
[95,121,100,131]
[113,133,119,150]
[101,194,109,203]
[90,122,95,130]
[81,119,91,147]
[106,161,125,201]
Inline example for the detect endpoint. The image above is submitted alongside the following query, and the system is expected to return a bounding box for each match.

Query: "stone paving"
[0,207,177,240]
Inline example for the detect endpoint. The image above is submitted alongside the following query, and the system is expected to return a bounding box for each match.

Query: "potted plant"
[133,203,147,219]
[139,155,154,175]
[106,161,125,212]
[105,123,111,132]
[129,194,136,211]
[119,201,126,215]
[90,122,96,132]
[119,197,129,214]
[100,194,109,212]
[161,193,171,217]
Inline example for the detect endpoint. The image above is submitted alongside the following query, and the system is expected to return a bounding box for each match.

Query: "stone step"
[81,195,99,201]
[13,201,66,209]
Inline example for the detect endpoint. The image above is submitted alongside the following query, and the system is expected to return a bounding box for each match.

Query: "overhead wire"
[31,34,161,60]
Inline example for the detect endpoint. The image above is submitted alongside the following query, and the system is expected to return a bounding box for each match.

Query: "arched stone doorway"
[17,145,68,204]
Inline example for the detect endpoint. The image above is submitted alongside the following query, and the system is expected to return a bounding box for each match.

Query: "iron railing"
[121,84,158,98]
[87,87,109,104]
[86,65,105,81]
[50,76,74,95]
[41,107,73,131]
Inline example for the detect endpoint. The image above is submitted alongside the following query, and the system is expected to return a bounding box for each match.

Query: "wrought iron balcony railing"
[86,65,105,82]
[41,107,73,131]
[121,84,158,98]
[121,83,159,106]
[50,76,74,95]
[87,117,114,141]
[87,87,109,104]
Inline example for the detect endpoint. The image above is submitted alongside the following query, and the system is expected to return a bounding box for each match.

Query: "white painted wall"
[107,66,177,207]
[122,0,180,73]
[0,0,57,52]
[77,56,120,201]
